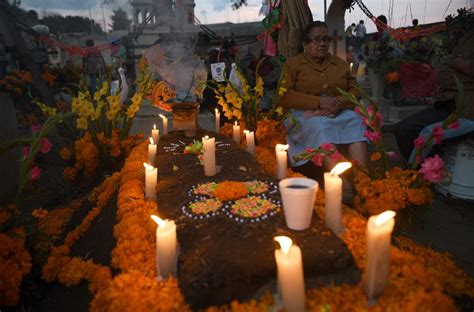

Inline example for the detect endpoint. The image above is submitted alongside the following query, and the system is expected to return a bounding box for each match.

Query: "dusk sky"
[22,0,470,33]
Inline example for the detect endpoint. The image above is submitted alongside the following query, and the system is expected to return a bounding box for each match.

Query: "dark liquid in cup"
[286,185,309,189]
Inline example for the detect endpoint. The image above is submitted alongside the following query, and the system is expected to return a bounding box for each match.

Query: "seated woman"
[279,21,368,182]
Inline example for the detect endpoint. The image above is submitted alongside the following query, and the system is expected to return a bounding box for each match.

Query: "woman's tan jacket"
[279,53,361,111]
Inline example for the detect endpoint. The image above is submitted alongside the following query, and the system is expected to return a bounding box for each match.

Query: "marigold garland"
[0,228,32,306]
[42,172,120,293]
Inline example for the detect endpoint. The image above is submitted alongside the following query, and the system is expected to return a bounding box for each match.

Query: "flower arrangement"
[207,61,266,132]
[338,82,465,215]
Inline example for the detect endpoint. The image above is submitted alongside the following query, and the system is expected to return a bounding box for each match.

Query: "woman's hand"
[304,109,335,118]
[319,97,341,115]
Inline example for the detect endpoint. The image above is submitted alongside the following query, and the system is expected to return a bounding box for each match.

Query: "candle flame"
[374,210,396,227]
[274,236,293,254]
[143,162,154,170]
[149,137,154,145]
[159,114,166,119]
[330,162,352,176]
[150,214,165,227]
[203,135,209,140]
[153,124,156,130]
[276,144,289,152]
[215,108,219,115]
[234,121,238,126]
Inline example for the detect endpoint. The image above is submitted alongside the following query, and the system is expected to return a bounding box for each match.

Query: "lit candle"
[274,236,306,312]
[233,121,240,145]
[215,109,220,133]
[152,124,160,144]
[150,215,178,279]
[148,137,157,166]
[350,62,353,73]
[202,135,216,176]
[365,210,396,305]
[324,162,352,235]
[275,144,289,179]
[243,130,255,156]
[144,162,157,201]
[159,114,168,136]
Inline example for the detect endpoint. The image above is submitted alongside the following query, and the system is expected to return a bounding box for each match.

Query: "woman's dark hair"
[302,21,328,43]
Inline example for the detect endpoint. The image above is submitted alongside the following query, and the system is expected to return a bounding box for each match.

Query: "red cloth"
[400,62,437,98]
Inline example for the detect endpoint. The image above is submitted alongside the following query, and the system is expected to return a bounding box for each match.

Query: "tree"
[231,0,247,10]
[109,8,131,31]
[42,14,103,35]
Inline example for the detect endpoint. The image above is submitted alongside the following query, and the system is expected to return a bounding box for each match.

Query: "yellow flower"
[255,77,264,98]
[107,95,120,107]
[93,91,102,101]
[77,118,88,129]
[278,87,287,97]
[131,93,143,105]
[106,110,117,121]
[233,109,242,119]
[275,106,284,116]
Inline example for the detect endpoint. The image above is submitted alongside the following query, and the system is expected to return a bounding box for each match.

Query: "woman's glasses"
[310,36,332,45]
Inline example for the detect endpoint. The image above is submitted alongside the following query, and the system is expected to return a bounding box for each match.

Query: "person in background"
[279,21,367,194]
[354,20,366,62]
[83,39,106,94]
[345,23,356,50]
[412,19,419,29]
[394,26,474,163]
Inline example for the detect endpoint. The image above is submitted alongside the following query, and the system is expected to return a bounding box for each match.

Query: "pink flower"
[22,146,29,160]
[305,148,315,153]
[431,124,444,144]
[419,155,445,183]
[385,151,399,162]
[40,138,52,154]
[354,106,361,115]
[329,151,344,163]
[320,143,335,151]
[361,116,368,126]
[31,166,41,181]
[414,136,425,148]
[31,125,42,133]
[364,130,381,143]
[447,119,460,130]
[367,105,374,117]
[311,153,324,166]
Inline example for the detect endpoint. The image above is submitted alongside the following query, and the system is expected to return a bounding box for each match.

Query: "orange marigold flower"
[370,152,382,161]
[64,167,78,181]
[214,181,248,201]
[60,147,72,161]
[32,208,48,219]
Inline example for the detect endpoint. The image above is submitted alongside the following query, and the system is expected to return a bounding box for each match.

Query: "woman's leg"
[348,141,368,168]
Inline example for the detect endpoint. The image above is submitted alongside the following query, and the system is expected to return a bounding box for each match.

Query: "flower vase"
[368,68,385,101]
[388,85,401,106]
[171,102,199,137]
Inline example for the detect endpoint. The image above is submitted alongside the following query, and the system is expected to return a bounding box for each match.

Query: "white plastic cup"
[279,178,318,230]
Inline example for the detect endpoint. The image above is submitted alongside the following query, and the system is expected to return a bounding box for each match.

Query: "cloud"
[212,1,226,12]
[22,0,96,10]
